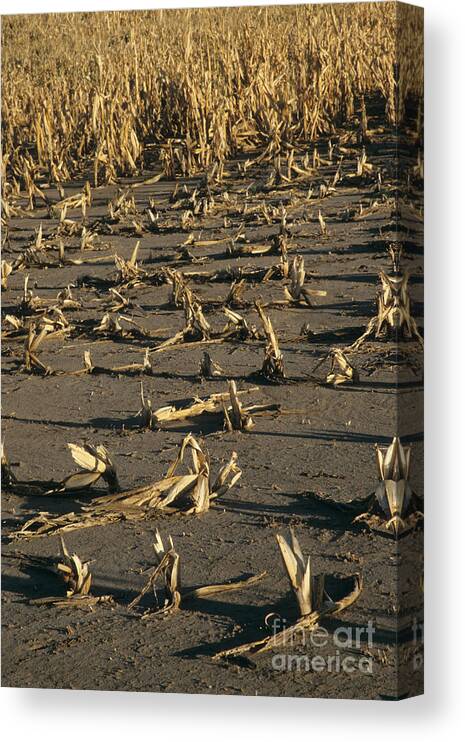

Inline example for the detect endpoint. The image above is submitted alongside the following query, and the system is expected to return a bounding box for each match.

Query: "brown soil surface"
[1,127,423,699]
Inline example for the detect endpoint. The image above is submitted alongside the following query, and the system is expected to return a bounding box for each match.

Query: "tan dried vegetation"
[2,4,422,194]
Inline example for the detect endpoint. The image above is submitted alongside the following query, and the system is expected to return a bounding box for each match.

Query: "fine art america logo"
[268,616,375,675]
[269,617,425,675]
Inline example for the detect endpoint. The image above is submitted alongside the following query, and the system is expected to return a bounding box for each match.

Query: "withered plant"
[354,437,422,535]
[255,302,285,380]
[152,386,259,426]
[283,256,327,306]
[199,351,224,378]
[222,380,254,432]
[11,537,113,608]
[128,529,266,619]
[222,307,259,341]
[114,241,145,284]
[50,443,120,494]
[388,241,403,273]
[1,259,13,289]
[215,530,362,658]
[23,324,53,375]
[350,271,423,350]
[1,441,17,486]
[13,435,241,539]
[3,6,421,185]
[326,349,359,386]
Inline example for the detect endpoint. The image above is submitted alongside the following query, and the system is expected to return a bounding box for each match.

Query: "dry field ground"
[1,5,423,700]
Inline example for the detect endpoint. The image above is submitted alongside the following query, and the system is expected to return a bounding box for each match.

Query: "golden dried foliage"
[2,5,423,186]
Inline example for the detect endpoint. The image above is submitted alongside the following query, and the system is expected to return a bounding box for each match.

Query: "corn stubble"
[215,530,362,658]
[1,3,424,670]
[255,302,285,380]
[326,348,359,386]
[12,537,113,608]
[128,530,266,619]
[351,271,423,350]
[354,437,423,536]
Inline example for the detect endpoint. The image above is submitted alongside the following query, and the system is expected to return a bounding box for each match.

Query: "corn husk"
[48,443,120,494]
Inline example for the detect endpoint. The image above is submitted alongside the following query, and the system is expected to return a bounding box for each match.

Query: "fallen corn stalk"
[12,435,241,539]
[152,385,259,426]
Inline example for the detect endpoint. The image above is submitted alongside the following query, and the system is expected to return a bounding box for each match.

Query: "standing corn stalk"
[215,530,362,658]
[255,302,285,380]
[350,271,423,350]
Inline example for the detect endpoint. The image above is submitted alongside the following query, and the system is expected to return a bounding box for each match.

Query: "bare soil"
[1,124,423,699]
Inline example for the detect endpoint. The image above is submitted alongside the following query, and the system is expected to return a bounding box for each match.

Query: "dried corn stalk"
[326,348,359,386]
[388,241,403,273]
[56,285,82,310]
[128,529,266,619]
[114,241,144,284]
[215,530,362,658]
[283,256,326,306]
[277,530,316,616]
[183,290,211,340]
[375,437,412,533]
[13,436,241,539]
[223,380,254,431]
[128,530,181,616]
[225,279,247,308]
[57,537,92,597]
[351,271,423,350]
[156,285,211,350]
[49,443,120,494]
[199,351,224,378]
[20,276,48,313]
[354,437,420,535]
[23,324,53,375]
[137,383,155,429]
[318,210,328,236]
[11,537,113,607]
[96,312,124,336]
[1,441,17,485]
[222,307,259,340]
[1,259,13,289]
[152,386,258,425]
[255,302,285,380]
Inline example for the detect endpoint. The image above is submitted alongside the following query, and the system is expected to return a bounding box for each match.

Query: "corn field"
[2,3,423,186]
